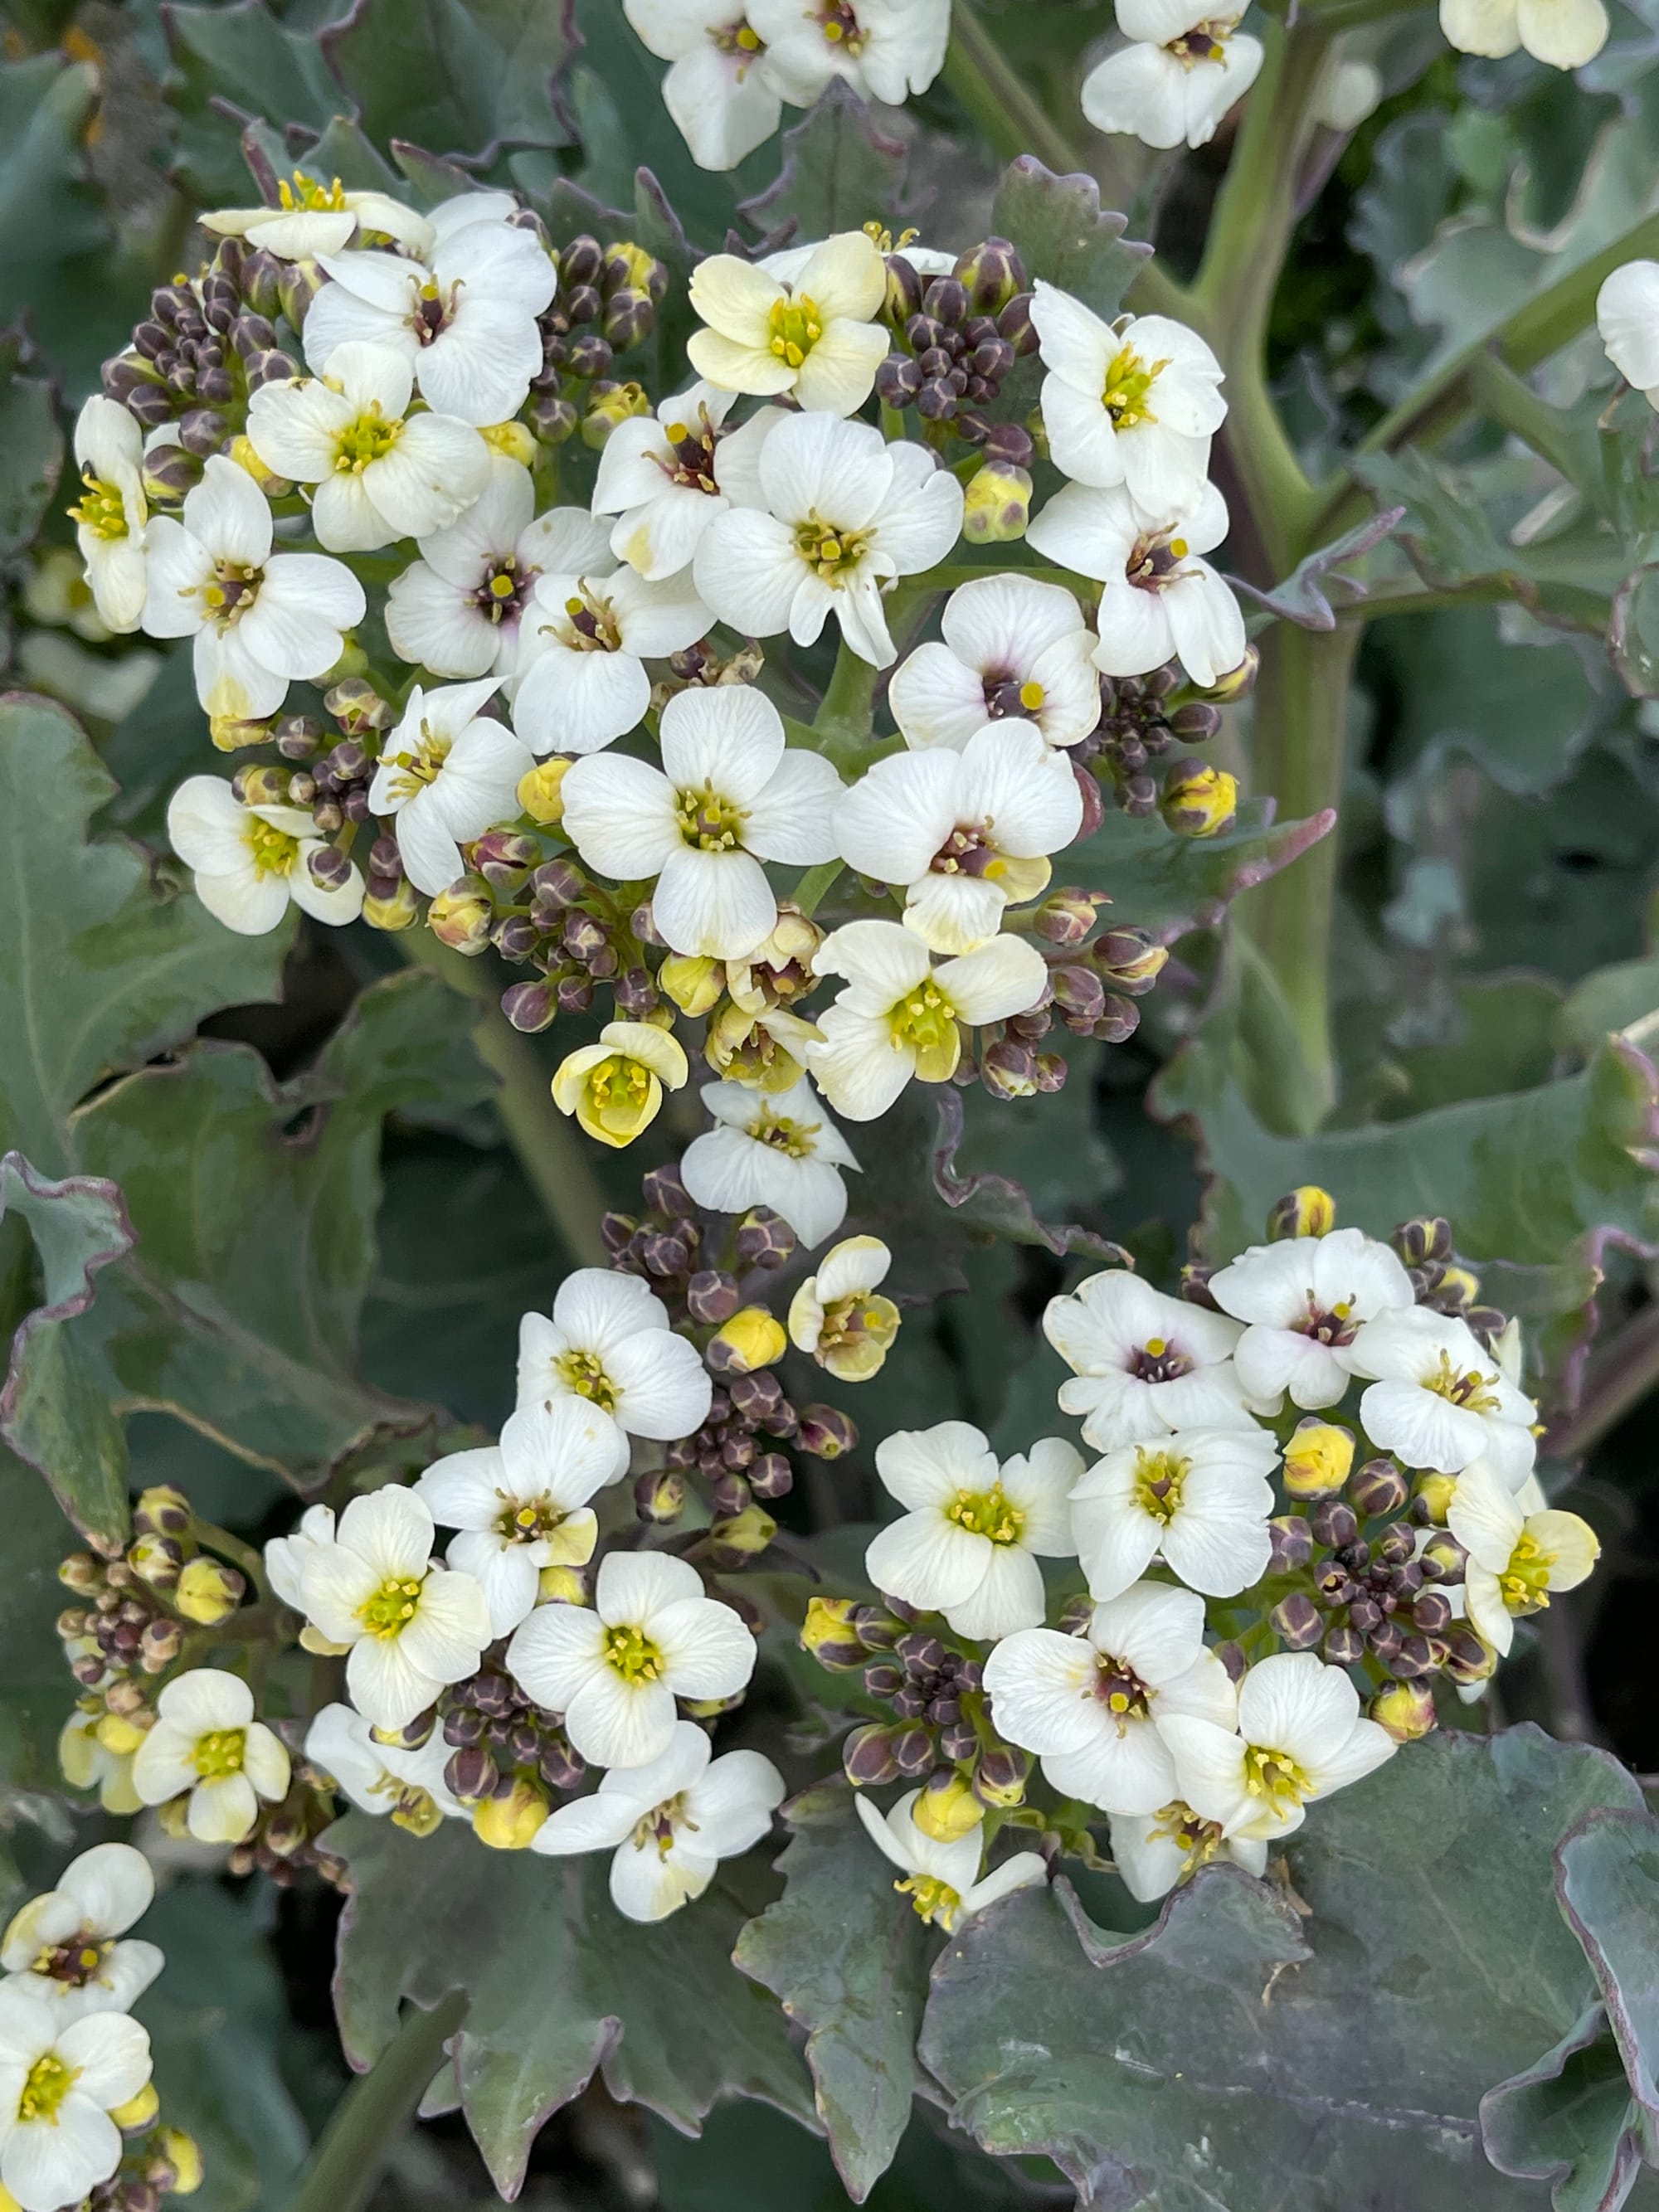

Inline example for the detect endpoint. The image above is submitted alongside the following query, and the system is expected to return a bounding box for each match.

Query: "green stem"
[393,928,610,1267]
[941,0,1082,176]
[1466,351,1594,483]
[794,859,844,918]
[189,1518,270,1600]
[288,1992,468,2212]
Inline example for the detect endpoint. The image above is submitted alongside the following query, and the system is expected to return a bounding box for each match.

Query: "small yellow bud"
[135,1483,192,1532]
[1370,1679,1437,1743]
[229,433,289,496]
[95,1709,149,1757]
[472,1777,551,1850]
[552,1020,689,1148]
[516,756,571,824]
[659,955,725,1018]
[157,2127,205,2195]
[209,711,276,753]
[710,1306,788,1374]
[158,1795,193,1840]
[481,419,537,466]
[1414,1471,1458,1526]
[1201,643,1258,701]
[110,2083,159,2131]
[538,1563,590,1606]
[427,877,494,955]
[174,1556,245,1625]
[1267,1186,1336,1241]
[390,1787,445,1838]
[1282,1419,1355,1500]
[127,1532,182,1593]
[708,1504,777,1556]
[362,878,420,931]
[800,1596,868,1671]
[1161,765,1238,839]
[1438,1263,1481,1307]
[581,381,650,449]
[961,460,1033,545]
[912,1771,985,1844]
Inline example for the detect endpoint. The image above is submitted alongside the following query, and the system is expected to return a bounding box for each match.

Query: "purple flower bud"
[1268,1515,1312,1573]
[445,1745,498,1801]
[735,1208,796,1269]
[843,1723,902,1787]
[1270,1593,1324,1649]
[1351,1458,1408,1519]
[1322,1621,1365,1667]
[642,1161,697,1218]
[1310,1499,1360,1549]
[749,1451,792,1499]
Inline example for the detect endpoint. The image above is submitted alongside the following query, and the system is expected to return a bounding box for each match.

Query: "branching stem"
[288,1992,468,2212]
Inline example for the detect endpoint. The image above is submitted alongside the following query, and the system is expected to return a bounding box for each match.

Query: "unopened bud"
[1282,1419,1355,1500]
[961,459,1033,544]
[1034,887,1104,945]
[750,1451,792,1499]
[971,1743,1030,1808]
[111,2083,160,2132]
[659,953,724,1016]
[796,1404,857,1458]
[708,1503,777,1557]
[473,829,539,891]
[635,1468,686,1524]
[735,1208,797,1270]
[362,878,420,931]
[473,1775,550,1850]
[127,1533,182,1592]
[708,1306,787,1374]
[1393,1214,1452,1269]
[139,1618,182,1673]
[174,1557,245,1624]
[1413,1471,1458,1526]
[1418,1530,1467,1583]
[1441,1624,1497,1685]
[1200,644,1258,702]
[1267,1185,1336,1241]
[953,236,1027,314]
[1161,764,1237,838]
[1350,1456,1408,1519]
[1370,1678,1437,1743]
[1094,928,1169,993]
[96,1709,150,1757]
[538,1564,590,1607]
[1410,1588,1453,1636]
[155,2127,204,2195]
[428,877,494,955]
[801,1597,868,1672]
[517,756,570,824]
[581,380,649,447]
[687,1269,742,1324]
[445,1745,499,1802]
[1270,1592,1324,1650]
[1321,1621,1365,1667]
[1310,1496,1360,1548]
[140,443,202,503]
[135,1485,191,1537]
[844,1721,902,1786]
[914,1768,985,1842]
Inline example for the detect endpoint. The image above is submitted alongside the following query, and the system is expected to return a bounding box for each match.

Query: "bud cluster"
[874,237,1037,458]
[224,1782,347,1889]
[85,2111,206,2211]
[56,1486,248,1709]
[522,223,668,450]
[1391,1214,1505,1342]
[440,1664,585,1806]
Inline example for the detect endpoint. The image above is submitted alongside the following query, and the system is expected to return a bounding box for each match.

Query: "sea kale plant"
[7,0,1659,2207]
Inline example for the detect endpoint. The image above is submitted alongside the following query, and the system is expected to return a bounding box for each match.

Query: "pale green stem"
[941,0,1082,177]
[287,1992,468,2212]
[393,927,610,1267]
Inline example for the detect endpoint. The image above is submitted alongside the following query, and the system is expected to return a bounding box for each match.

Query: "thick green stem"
[289,1992,467,2212]
[942,0,1082,176]
[394,928,610,1267]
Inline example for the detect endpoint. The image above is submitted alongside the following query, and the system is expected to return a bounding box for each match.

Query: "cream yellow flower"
[552,1020,690,1147]
[788,1235,900,1380]
[687,230,888,416]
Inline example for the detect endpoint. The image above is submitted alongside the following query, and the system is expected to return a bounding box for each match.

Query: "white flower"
[1440,0,1607,68]
[1447,1459,1600,1658]
[304,1702,463,1829]
[1207,1228,1417,1411]
[1,1846,162,2023]
[1027,479,1246,691]
[265,1503,337,1611]
[624,2,786,170]
[788,1232,899,1378]
[855,1788,1046,1929]
[1313,51,1382,131]
[1346,1307,1538,1488]
[246,342,489,553]
[167,775,364,936]
[202,173,426,260]
[129,1667,291,1843]
[303,195,557,427]
[805,918,1048,1120]
[1108,1803,1267,1903]
[749,0,951,105]
[693,411,964,669]
[56,1719,139,1818]
[511,558,711,756]
[0,1991,151,2212]
[297,1489,493,1731]
[139,455,364,717]
[1598,260,1659,411]
[367,678,533,897]
[1044,1271,1260,1451]
[834,719,1082,954]
[1080,1,1263,151]
[1030,284,1226,518]
[1070,1427,1279,1602]
[387,472,612,678]
[888,574,1102,752]
[506,1550,756,1767]
[592,382,777,581]
[864,1421,1080,1640]
[687,230,888,416]
[68,399,147,632]
[415,1397,621,1636]
[681,1073,858,1247]
[560,683,842,959]
[1160,1651,1396,1842]
[516,1268,713,1475]
[532,1720,784,1918]
[982,1582,1236,1814]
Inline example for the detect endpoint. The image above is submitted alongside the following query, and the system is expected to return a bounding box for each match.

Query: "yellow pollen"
[769,291,825,370]
[895,1873,961,1927]
[1423,1351,1501,1415]
[1145,1337,1166,1357]
[277,173,347,212]
[193,1726,246,1778]
[945,1484,1025,1545]
[19,2053,79,2125]
[1131,1447,1188,1524]
[334,403,401,472]
[1169,537,1189,559]
[244,815,300,879]
[888,979,961,1081]
[1243,1743,1312,1810]
[68,470,128,540]
[1102,342,1172,430]
[359,1577,424,1638]
[675,780,746,852]
[1018,679,1045,711]
[554,1348,618,1412]
[604,1623,665,1684]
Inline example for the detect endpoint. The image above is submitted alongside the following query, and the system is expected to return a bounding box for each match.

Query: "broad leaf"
[932,1090,1127,1263]
[1481,2005,1649,2212]
[0,349,62,557]
[0,1444,80,1787]
[738,84,907,243]
[163,0,346,202]
[1064,800,1335,944]
[1556,1811,1659,2147]
[320,0,580,163]
[990,159,1148,320]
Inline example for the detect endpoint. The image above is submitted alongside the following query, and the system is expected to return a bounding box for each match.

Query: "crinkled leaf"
[163,0,345,202]
[1481,2005,1648,2212]
[1556,1810,1659,2145]
[320,0,580,163]
[738,83,907,245]
[1062,799,1335,943]
[0,352,62,557]
[1231,507,1404,630]
[330,1812,815,2198]
[932,1090,1127,1263]
[0,57,117,385]
[990,158,1148,319]
[0,1444,79,1787]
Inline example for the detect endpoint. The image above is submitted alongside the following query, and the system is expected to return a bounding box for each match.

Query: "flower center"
[19,2053,78,2125]
[770,291,825,370]
[383,723,453,804]
[658,411,722,492]
[201,562,262,627]
[68,471,129,540]
[415,276,460,343]
[984,673,1047,719]
[473,555,533,622]
[1102,342,1171,430]
[554,1348,619,1412]
[630,1790,693,1856]
[929,821,999,877]
[1127,1334,1194,1383]
[894,1872,961,1927]
[1500,1530,1555,1616]
[1295,1294,1357,1345]
[554,583,621,653]
[193,1726,247,1777]
[604,1623,665,1683]
[245,815,300,878]
[1147,1799,1229,1873]
[358,1578,424,1639]
[1243,1743,1312,1811]
[1092,1657,1151,1724]
[794,510,869,579]
[1131,1447,1189,1524]
[946,1483,1025,1545]
[713,17,765,59]
[753,1109,816,1156]
[1423,1351,1501,1414]
[581,1054,654,1130]
[277,173,348,212]
[675,781,747,852]
[820,1292,902,1366]
[815,1,868,53]
[1126,527,1193,592]
[34,1934,114,1990]
[495,1493,567,1544]
[888,980,961,1081]
[333,404,401,472]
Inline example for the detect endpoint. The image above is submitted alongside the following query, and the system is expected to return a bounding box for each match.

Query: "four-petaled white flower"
[1160,1650,1395,1842]
[982,1582,1237,1814]
[265,1503,336,1612]
[1031,284,1226,520]
[387,473,613,678]
[516,1268,713,1480]
[1598,260,1659,412]
[303,192,557,426]
[367,677,533,897]
[561,683,842,960]
[167,776,364,936]
[1080,0,1264,151]
[69,399,148,633]
[681,1073,859,1248]
[693,411,965,670]
[304,1702,464,1830]
[1,1846,162,2023]
[1346,1307,1538,1489]
[533,1720,786,1918]
[749,0,951,106]
[805,918,1048,1121]
[592,382,776,581]
[834,719,1083,954]
[297,1489,493,1731]
[854,1787,1047,1930]
[415,1396,621,1636]
[1107,1801,1268,1902]
[246,341,489,553]
[1440,0,1607,70]
[1207,1228,1416,1411]
[507,1550,756,1769]
[888,574,1102,753]
[1070,1427,1280,1602]
[0,1989,152,2212]
[624,3,786,171]
[512,556,712,756]
[1043,1271,1259,1451]
[788,1233,900,1379]
[202,174,427,260]
[1447,1459,1600,1659]
[688,231,888,416]
[140,455,365,717]
[1027,479,1246,692]
[865,1421,1080,1640]
[129,1667,291,1843]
